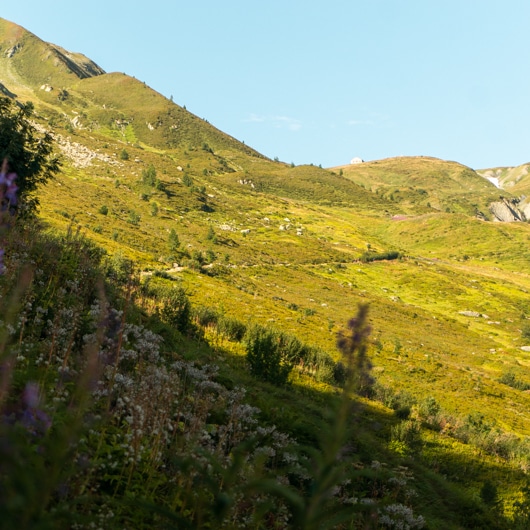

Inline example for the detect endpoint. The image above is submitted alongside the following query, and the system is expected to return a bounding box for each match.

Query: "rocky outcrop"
[48,44,105,79]
[520,202,530,219]
[489,198,526,222]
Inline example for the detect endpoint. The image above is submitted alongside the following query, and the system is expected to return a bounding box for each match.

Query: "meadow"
[2,16,530,528]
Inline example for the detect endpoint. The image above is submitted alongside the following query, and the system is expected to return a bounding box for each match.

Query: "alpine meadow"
[3,16,530,529]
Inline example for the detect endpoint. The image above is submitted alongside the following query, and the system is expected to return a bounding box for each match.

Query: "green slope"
[2,17,530,526]
[335,156,503,217]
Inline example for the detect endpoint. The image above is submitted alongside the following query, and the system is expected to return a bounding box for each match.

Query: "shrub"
[194,305,219,327]
[299,345,334,380]
[206,225,217,242]
[360,250,402,263]
[142,164,157,186]
[104,252,134,284]
[418,396,441,428]
[332,361,352,386]
[480,480,498,507]
[98,205,108,215]
[128,210,140,225]
[499,372,530,391]
[158,286,191,334]
[182,173,193,187]
[168,229,180,251]
[218,316,247,341]
[245,325,293,385]
[119,148,129,160]
[390,420,422,453]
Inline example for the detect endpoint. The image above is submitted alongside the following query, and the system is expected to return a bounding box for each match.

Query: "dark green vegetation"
[2,16,530,528]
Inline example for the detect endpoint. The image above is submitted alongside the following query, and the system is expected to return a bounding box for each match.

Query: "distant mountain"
[477,163,530,196]
[476,163,530,220]
[333,156,503,219]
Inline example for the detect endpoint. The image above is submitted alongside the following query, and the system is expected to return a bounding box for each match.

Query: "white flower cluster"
[378,503,426,529]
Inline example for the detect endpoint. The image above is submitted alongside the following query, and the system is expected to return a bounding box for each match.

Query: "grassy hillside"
[477,163,530,196]
[2,16,530,528]
[335,157,503,217]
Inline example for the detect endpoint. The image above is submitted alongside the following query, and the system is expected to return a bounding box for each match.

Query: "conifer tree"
[0,97,59,215]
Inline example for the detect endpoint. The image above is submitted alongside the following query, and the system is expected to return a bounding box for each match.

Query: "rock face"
[48,44,105,79]
[489,198,526,222]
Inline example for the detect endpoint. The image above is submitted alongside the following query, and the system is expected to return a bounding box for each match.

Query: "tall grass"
[0,221,442,528]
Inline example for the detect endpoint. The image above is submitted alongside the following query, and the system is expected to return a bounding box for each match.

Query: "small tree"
[0,97,59,215]
[119,148,129,160]
[206,225,217,243]
[168,229,180,251]
[142,164,157,186]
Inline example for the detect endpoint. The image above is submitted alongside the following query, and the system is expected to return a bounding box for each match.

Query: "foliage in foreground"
[0,96,59,215]
[0,223,439,529]
[2,223,527,528]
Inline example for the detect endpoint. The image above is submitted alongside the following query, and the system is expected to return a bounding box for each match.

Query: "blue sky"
[2,1,530,169]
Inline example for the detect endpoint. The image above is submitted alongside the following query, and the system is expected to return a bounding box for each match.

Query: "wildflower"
[21,381,52,435]
[0,157,18,212]
[0,158,18,275]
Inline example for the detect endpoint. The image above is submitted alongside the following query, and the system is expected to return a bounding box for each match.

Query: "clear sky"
[2,1,530,169]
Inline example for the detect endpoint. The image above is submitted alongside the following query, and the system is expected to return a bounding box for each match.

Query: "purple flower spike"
[0,159,18,208]
[23,381,40,409]
[22,381,52,434]
[4,173,18,206]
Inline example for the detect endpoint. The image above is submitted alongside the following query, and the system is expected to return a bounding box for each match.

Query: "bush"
[168,229,180,251]
[119,148,129,160]
[300,346,335,382]
[128,210,140,225]
[104,252,134,284]
[218,316,247,341]
[418,396,441,429]
[142,164,157,186]
[390,419,422,453]
[498,371,530,391]
[333,361,352,386]
[245,325,293,385]
[360,250,402,263]
[194,305,219,327]
[158,286,192,334]
[182,173,193,187]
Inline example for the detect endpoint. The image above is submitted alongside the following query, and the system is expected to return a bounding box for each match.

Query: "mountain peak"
[0,17,105,90]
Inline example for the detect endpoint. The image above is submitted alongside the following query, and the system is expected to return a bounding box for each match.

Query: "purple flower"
[0,158,18,275]
[21,381,52,434]
[4,173,18,206]
[23,381,40,409]
[0,157,18,208]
